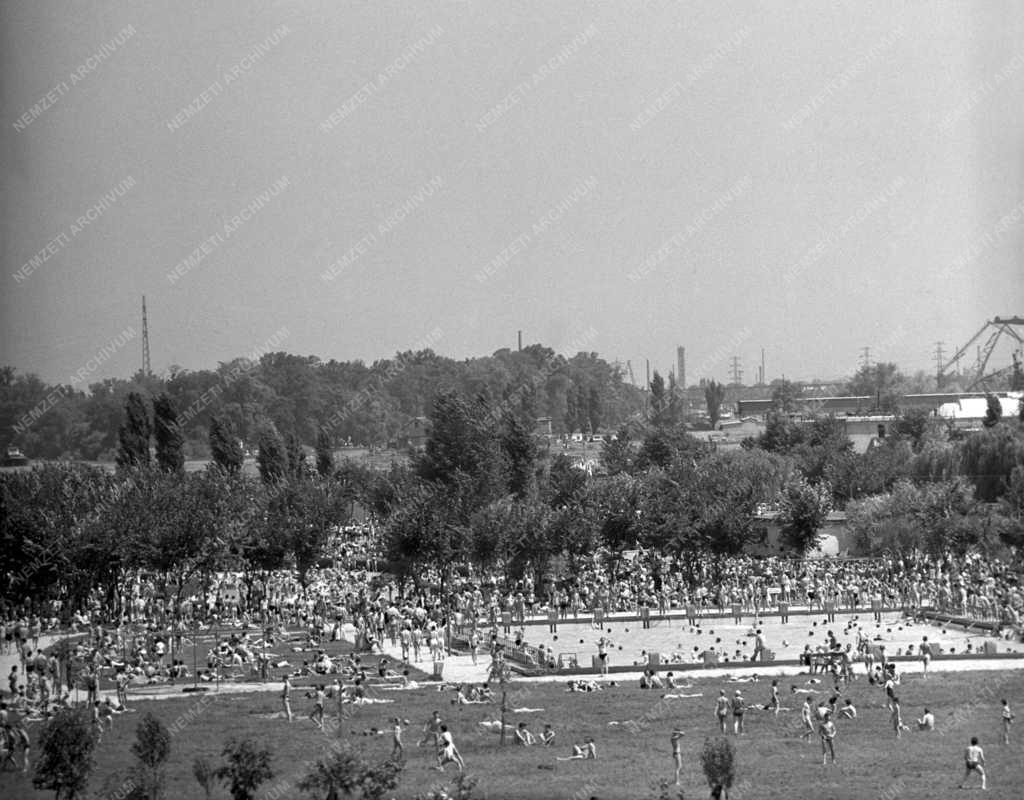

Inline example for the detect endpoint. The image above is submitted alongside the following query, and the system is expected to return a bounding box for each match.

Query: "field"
[3,668,1022,799]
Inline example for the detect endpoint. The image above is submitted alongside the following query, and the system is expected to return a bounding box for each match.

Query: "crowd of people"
[2,546,1022,710]
[2,539,1023,792]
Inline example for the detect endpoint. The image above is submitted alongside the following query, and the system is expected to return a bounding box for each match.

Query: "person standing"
[399,627,411,662]
[308,685,325,729]
[115,669,129,710]
[715,690,730,734]
[959,736,987,790]
[800,696,815,742]
[281,675,293,723]
[752,629,766,663]
[891,696,908,738]
[391,717,406,761]
[597,638,610,675]
[920,636,932,680]
[470,630,480,666]
[767,680,780,716]
[819,711,837,765]
[731,690,746,735]
[670,728,685,785]
[1001,699,1014,745]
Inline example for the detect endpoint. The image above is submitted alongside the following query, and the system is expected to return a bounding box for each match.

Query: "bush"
[130,713,171,800]
[412,773,479,800]
[298,745,403,800]
[192,756,215,799]
[647,778,685,800]
[33,707,97,800]
[215,738,274,800]
[700,737,735,796]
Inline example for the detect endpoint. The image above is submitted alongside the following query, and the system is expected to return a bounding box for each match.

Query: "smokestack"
[761,348,766,386]
[517,330,522,352]
[676,346,686,391]
[645,359,650,389]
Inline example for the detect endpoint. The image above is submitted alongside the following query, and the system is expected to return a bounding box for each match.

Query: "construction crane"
[938,316,1024,390]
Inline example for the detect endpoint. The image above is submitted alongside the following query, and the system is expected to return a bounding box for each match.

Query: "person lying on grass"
[556,737,596,760]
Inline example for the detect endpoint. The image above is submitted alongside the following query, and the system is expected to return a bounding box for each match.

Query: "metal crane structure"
[938,316,1024,390]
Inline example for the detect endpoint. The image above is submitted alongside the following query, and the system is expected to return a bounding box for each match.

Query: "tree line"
[0,343,644,461]
[3,376,1024,611]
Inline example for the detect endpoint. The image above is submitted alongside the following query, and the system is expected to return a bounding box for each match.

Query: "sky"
[2,0,1023,388]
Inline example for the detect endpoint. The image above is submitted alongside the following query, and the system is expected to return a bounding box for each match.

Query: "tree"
[545,453,588,508]
[215,738,274,800]
[297,745,402,800]
[791,415,852,484]
[414,390,507,508]
[588,385,602,433]
[575,383,589,434]
[756,410,805,454]
[648,371,674,427]
[116,391,152,469]
[131,713,172,800]
[152,394,185,473]
[500,412,537,500]
[846,362,902,411]
[778,475,832,555]
[33,707,97,799]
[826,439,912,506]
[704,379,727,428]
[315,428,334,478]
[958,423,1024,501]
[998,466,1024,551]
[891,408,933,452]
[983,393,1003,427]
[209,416,244,473]
[634,427,704,472]
[286,432,307,479]
[564,386,579,435]
[700,737,736,798]
[256,426,287,484]
[769,379,801,413]
[600,427,633,475]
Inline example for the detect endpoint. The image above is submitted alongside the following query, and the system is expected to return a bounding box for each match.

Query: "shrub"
[215,738,274,800]
[192,756,215,799]
[700,737,735,796]
[298,744,403,800]
[33,707,97,800]
[412,773,480,800]
[131,713,171,800]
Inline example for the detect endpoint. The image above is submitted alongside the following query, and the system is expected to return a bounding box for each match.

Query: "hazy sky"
[3,1,1023,387]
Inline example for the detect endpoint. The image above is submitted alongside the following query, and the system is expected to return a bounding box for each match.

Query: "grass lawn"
[3,669,1023,799]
